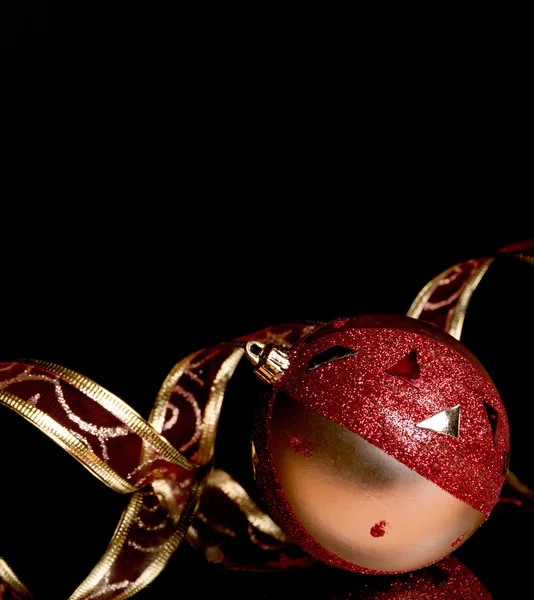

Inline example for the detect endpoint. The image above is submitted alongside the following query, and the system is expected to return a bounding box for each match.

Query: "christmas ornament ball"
[247,314,509,574]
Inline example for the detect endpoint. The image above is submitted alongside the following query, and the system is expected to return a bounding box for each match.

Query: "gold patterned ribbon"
[0,324,318,598]
[0,359,200,599]
[0,558,33,599]
[0,360,194,492]
[407,238,534,340]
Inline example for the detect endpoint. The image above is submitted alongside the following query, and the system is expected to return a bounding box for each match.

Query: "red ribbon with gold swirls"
[0,324,318,598]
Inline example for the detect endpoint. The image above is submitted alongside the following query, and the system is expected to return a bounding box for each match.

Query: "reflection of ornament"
[247,314,509,574]
[259,556,492,599]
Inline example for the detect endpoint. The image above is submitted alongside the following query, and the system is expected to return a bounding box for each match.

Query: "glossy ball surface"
[252,315,509,574]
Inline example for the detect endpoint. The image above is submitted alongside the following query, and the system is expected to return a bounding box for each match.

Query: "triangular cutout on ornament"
[307,345,358,371]
[483,401,498,445]
[386,349,421,387]
[416,405,460,438]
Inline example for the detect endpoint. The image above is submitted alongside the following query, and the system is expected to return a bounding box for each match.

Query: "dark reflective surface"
[1,209,532,600]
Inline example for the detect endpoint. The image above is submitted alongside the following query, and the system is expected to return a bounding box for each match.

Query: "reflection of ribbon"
[1,240,531,598]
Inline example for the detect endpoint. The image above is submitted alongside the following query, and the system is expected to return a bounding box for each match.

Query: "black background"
[1,5,533,599]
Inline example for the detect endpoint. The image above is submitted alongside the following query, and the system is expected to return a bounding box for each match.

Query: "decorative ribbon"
[1,240,532,598]
[0,324,318,598]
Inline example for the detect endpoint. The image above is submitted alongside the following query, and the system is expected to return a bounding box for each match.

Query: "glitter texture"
[275,314,508,517]
[252,314,510,574]
[288,435,314,457]
[386,349,421,387]
[259,556,492,598]
[348,555,493,599]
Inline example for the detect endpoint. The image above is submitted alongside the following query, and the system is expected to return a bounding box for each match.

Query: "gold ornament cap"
[245,341,290,385]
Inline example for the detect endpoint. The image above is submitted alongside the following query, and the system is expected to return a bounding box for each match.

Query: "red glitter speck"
[451,536,463,547]
[289,435,314,457]
[370,520,388,537]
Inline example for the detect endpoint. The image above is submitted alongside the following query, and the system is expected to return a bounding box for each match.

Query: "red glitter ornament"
[247,314,509,575]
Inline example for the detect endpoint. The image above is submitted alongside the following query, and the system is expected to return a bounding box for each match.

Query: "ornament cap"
[245,341,290,385]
